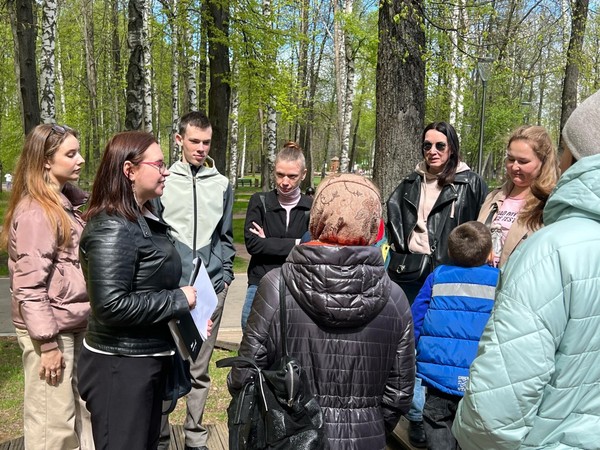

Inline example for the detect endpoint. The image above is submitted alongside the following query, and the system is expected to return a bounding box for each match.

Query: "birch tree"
[142,0,153,132]
[125,0,145,130]
[40,0,57,123]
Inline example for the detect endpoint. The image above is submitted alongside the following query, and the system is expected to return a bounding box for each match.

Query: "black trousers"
[422,388,461,450]
[78,347,169,450]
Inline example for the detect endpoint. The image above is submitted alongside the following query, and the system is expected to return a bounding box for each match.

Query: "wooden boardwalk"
[0,418,415,449]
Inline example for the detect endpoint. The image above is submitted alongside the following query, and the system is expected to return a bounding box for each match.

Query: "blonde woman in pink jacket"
[0,124,93,450]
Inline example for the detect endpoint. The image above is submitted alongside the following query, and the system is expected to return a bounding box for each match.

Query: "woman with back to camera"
[230,173,415,450]
[1,123,93,449]
[386,121,487,448]
[478,125,559,267]
[77,131,197,450]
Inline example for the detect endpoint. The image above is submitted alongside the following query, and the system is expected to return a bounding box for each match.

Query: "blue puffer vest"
[416,264,499,396]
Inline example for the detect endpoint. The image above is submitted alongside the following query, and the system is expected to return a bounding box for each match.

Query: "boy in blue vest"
[411,221,499,450]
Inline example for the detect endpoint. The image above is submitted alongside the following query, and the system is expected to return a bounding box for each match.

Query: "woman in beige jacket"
[0,124,93,450]
[478,125,559,267]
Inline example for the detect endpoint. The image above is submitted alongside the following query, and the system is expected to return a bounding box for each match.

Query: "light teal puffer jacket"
[453,154,600,449]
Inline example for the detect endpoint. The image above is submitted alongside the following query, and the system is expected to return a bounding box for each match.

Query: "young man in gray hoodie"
[158,111,236,450]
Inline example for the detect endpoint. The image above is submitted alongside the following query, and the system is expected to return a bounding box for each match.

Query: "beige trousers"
[17,329,94,450]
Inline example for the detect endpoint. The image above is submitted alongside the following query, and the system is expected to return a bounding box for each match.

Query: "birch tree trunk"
[56,41,66,117]
[374,0,425,203]
[240,127,246,178]
[125,0,145,130]
[229,85,239,187]
[142,0,153,132]
[111,0,123,130]
[333,0,355,173]
[40,0,57,123]
[82,0,100,161]
[8,0,41,134]
[168,0,180,164]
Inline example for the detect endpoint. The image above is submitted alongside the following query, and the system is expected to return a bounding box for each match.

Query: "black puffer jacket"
[386,168,487,268]
[80,211,189,355]
[229,244,415,450]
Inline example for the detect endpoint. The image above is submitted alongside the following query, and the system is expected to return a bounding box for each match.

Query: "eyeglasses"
[423,141,448,153]
[138,161,167,174]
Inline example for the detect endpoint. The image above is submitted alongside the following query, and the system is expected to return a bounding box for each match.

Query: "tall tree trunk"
[229,85,239,187]
[559,0,589,150]
[8,0,41,134]
[111,0,123,130]
[198,11,208,111]
[374,0,425,203]
[142,0,153,132]
[125,0,145,130]
[40,0,57,123]
[207,0,231,174]
[167,0,180,164]
[82,0,100,162]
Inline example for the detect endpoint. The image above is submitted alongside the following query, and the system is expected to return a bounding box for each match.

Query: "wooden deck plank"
[2,420,411,450]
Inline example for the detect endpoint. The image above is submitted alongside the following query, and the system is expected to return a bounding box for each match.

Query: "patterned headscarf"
[309,173,382,246]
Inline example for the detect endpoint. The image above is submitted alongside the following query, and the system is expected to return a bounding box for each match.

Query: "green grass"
[0,336,237,443]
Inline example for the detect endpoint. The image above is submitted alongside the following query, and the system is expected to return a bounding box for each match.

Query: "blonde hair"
[506,125,560,229]
[0,124,79,249]
[275,141,306,171]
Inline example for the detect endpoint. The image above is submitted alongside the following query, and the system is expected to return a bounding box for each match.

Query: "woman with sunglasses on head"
[477,125,559,268]
[77,131,197,450]
[385,121,487,448]
[1,124,94,449]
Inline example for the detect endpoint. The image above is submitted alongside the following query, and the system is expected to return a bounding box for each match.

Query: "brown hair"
[84,131,157,222]
[448,221,492,267]
[506,125,560,229]
[1,124,79,249]
[275,141,306,171]
[178,111,211,136]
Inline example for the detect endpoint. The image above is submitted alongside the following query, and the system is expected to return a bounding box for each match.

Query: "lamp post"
[477,56,494,175]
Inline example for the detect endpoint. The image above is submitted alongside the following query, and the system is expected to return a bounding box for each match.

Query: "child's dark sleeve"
[411,272,434,344]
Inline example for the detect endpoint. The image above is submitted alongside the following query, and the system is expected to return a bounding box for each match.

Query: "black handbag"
[387,251,432,285]
[217,274,328,450]
[162,350,192,414]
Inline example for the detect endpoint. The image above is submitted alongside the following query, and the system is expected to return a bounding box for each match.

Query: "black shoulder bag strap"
[279,272,288,358]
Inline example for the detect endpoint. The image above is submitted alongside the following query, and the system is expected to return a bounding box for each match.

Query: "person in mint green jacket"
[453,89,600,449]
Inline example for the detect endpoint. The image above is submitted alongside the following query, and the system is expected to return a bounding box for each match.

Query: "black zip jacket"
[244,190,312,285]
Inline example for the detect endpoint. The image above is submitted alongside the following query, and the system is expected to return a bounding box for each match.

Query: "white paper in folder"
[190,258,218,341]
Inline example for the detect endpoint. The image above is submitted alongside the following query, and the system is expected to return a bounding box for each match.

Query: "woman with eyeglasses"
[477,125,559,268]
[1,124,94,449]
[385,121,487,448]
[77,131,197,449]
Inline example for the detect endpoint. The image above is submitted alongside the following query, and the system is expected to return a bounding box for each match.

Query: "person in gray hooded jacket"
[158,111,235,450]
[229,173,415,450]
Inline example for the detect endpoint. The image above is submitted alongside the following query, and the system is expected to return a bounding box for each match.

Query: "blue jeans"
[241,284,258,330]
[407,377,426,422]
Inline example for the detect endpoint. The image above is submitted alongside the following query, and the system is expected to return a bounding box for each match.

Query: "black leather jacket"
[229,244,415,449]
[386,169,487,268]
[80,211,189,355]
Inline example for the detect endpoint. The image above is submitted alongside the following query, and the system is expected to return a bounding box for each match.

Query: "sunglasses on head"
[50,124,73,135]
[423,141,447,152]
